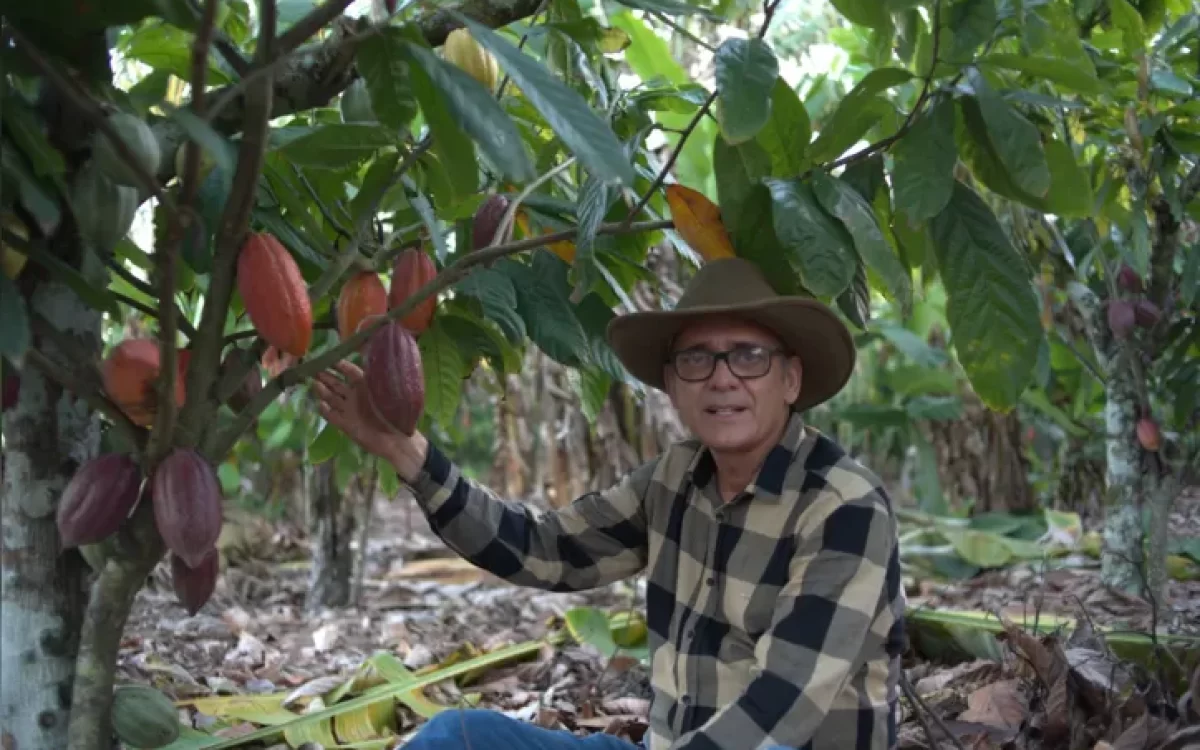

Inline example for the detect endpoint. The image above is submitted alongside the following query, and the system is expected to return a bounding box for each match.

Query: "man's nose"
[706,358,740,387]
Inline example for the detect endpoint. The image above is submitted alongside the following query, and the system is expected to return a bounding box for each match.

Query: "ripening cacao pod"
[91,111,162,188]
[1117,264,1143,294]
[151,448,224,569]
[388,248,438,335]
[72,162,139,253]
[236,232,313,357]
[363,321,425,435]
[444,28,499,91]
[338,271,388,341]
[56,453,143,549]
[472,194,509,250]
[1133,299,1161,327]
[220,348,263,413]
[1136,418,1162,452]
[174,141,216,186]
[1106,299,1136,340]
[2,372,18,412]
[340,78,376,123]
[171,548,218,616]
[102,339,186,427]
[110,684,181,749]
[1,210,29,279]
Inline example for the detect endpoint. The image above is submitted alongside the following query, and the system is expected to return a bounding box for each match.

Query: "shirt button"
[681,695,692,705]
[706,576,715,586]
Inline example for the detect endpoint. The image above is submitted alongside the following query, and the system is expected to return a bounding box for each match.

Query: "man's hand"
[312,360,429,482]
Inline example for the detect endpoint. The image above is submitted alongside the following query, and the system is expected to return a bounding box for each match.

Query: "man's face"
[663,317,802,454]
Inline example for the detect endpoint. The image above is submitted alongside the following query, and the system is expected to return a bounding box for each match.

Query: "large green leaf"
[355,27,420,132]
[929,182,1042,411]
[419,320,466,428]
[1107,0,1146,56]
[0,273,31,364]
[808,68,913,164]
[830,0,893,28]
[452,13,634,187]
[811,171,912,315]
[713,135,771,239]
[754,78,810,176]
[979,54,1102,95]
[713,38,779,145]
[273,124,397,169]
[500,253,589,366]
[766,178,856,298]
[891,97,956,221]
[438,310,521,374]
[454,267,525,342]
[964,70,1050,198]
[405,36,478,199]
[349,153,402,227]
[725,185,804,296]
[938,0,997,64]
[402,42,535,183]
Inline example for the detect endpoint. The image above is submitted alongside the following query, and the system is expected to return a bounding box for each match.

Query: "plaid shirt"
[407,411,906,750]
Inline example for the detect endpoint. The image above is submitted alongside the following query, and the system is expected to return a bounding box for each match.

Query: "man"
[313,257,905,750]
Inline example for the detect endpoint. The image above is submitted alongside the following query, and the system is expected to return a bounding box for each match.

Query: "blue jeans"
[403,709,641,749]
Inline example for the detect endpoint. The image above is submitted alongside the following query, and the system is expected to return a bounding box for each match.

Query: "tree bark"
[0,280,102,749]
[305,460,355,611]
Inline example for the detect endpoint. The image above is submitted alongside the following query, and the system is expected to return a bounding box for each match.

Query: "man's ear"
[785,355,803,404]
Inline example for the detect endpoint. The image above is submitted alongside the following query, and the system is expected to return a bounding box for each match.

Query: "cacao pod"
[236,232,313,357]
[1117,264,1143,294]
[72,162,139,253]
[444,28,499,91]
[56,453,143,549]
[472,194,509,250]
[91,111,162,188]
[337,271,388,341]
[2,372,18,412]
[220,348,263,412]
[1,210,29,279]
[110,684,181,749]
[171,548,218,616]
[102,339,186,427]
[388,248,438,335]
[1133,299,1161,327]
[340,78,376,123]
[363,321,425,435]
[1106,299,1136,340]
[1136,418,1162,452]
[173,141,216,186]
[151,448,224,569]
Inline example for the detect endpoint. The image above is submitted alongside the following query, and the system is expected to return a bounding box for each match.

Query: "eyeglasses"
[668,344,784,382]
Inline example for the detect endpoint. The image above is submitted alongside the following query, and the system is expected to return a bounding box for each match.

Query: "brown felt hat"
[605,257,857,412]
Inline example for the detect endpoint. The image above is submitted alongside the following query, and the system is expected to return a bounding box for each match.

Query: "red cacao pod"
[1136,418,1162,451]
[387,248,438,335]
[171,549,218,616]
[1133,299,1161,327]
[1117,264,1143,293]
[56,453,143,548]
[151,448,223,569]
[1106,300,1136,340]
[2,372,18,411]
[236,232,313,357]
[101,339,186,427]
[362,321,425,435]
[337,271,388,341]
[472,194,509,250]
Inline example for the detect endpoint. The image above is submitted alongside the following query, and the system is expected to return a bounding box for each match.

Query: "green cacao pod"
[362,321,425,435]
[72,163,138,253]
[340,78,376,123]
[91,111,162,188]
[56,453,143,549]
[111,684,181,749]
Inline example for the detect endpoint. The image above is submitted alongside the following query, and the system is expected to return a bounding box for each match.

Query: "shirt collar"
[685,410,810,504]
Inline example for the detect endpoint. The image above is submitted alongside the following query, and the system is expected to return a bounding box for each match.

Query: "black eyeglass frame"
[666,344,788,382]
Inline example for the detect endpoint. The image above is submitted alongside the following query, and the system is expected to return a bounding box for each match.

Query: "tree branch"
[205,218,673,459]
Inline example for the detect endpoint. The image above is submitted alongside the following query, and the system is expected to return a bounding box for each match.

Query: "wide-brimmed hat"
[605,257,856,412]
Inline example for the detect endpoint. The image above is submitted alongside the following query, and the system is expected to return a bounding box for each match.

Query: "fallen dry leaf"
[959,679,1027,730]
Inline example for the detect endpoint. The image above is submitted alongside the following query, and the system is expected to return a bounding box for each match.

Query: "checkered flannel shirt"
[407,411,906,750]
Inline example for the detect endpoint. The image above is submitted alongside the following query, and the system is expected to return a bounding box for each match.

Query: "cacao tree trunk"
[0,281,101,749]
[306,459,356,610]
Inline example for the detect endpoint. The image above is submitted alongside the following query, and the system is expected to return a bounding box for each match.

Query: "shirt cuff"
[406,438,452,508]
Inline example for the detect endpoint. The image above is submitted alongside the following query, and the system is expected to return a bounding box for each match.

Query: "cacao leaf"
[572,293,628,382]
[754,77,810,176]
[608,0,721,20]
[937,0,997,64]
[829,0,892,29]
[574,367,612,422]
[1108,0,1146,55]
[0,91,67,185]
[963,70,1051,198]
[570,173,616,300]
[713,37,779,144]
[979,54,1102,94]
[161,104,237,177]
[810,170,912,315]
[403,37,478,199]
[309,423,348,465]
[840,154,886,205]
[713,135,771,239]
[122,22,235,85]
[891,97,956,221]
[725,183,806,296]
[454,267,525,342]
[349,152,402,227]
[929,181,1043,412]
[664,183,737,261]
[835,261,871,330]
[355,27,420,131]
[273,124,397,170]
[1,137,62,232]
[438,310,521,374]
[942,528,1014,568]
[765,177,856,298]
[418,319,465,429]
[0,273,31,364]
[501,252,589,366]
[807,67,913,164]
[450,13,635,187]
[400,173,448,263]
[17,239,122,317]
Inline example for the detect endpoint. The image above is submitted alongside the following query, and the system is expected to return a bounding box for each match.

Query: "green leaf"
[754,78,810,176]
[766,178,857,298]
[728,184,806,296]
[309,423,348,464]
[454,268,525,341]
[942,528,1013,568]
[713,38,779,144]
[964,70,1050,198]
[978,53,1102,95]
[891,97,956,221]
[929,182,1042,411]
[161,104,237,176]
[0,273,31,365]
[350,152,402,227]
[439,311,521,374]
[406,48,478,200]
[1,93,66,183]
[808,68,912,164]
[836,261,871,330]
[500,252,589,366]
[608,0,721,20]
[811,171,912,315]
[452,13,635,187]
[401,42,535,183]
[713,135,771,239]
[939,0,997,63]
[355,27,420,131]
[830,0,893,28]
[574,367,612,422]
[273,124,397,169]
[1107,0,1146,55]
[419,320,466,428]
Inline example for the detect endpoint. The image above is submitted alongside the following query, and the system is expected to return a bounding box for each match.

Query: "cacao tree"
[1,0,1198,747]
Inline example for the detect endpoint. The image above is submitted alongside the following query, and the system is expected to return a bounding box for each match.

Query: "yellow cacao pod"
[444,28,499,91]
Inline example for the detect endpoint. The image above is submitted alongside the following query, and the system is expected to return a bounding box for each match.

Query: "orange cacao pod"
[337,271,388,341]
[387,248,437,335]
[151,448,223,568]
[362,321,425,435]
[101,339,186,427]
[171,548,218,616]
[236,232,313,357]
[56,453,143,548]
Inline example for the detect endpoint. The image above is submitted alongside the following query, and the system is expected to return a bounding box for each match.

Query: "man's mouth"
[704,406,747,416]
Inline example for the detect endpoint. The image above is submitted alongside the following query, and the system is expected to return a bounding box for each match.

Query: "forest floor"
[118,485,1200,749]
